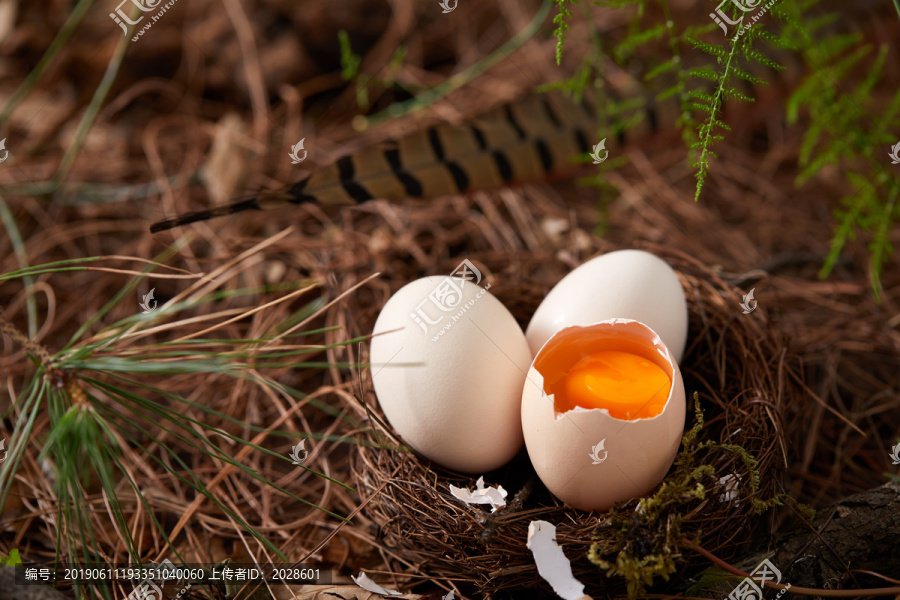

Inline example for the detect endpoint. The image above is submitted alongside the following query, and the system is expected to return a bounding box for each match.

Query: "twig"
[685,539,900,597]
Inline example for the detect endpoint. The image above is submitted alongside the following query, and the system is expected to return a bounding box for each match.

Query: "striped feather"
[149,49,807,234]
[149,94,597,233]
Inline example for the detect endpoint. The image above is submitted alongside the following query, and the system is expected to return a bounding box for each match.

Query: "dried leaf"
[203,112,251,205]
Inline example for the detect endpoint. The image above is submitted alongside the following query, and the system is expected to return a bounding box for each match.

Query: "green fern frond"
[754,28,793,51]
[787,21,900,301]
[819,177,866,276]
[723,88,755,103]
[337,30,360,81]
[741,46,784,71]
[813,32,864,63]
[796,141,831,180]
[614,23,667,63]
[691,39,729,57]
[553,0,575,65]
[656,82,682,101]
[552,0,898,299]
[866,188,896,299]
[538,59,592,100]
[688,88,718,103]
[688,66,721,82]
[595,0,647,8]
[645,57,678,81]
[798,11,840,35]
[730,64,770,84]
[854,46,888,100]
[882,82,900,125]
[687,2,792,202]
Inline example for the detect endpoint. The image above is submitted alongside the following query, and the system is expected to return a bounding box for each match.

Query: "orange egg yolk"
[556,350,671,419]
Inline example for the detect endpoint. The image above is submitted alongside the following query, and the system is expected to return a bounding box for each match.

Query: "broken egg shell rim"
[525,318,682,423]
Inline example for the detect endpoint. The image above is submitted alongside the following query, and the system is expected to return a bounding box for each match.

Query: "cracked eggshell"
[370,276,532,473]
[521,319,686,511]
[525,249,688,362]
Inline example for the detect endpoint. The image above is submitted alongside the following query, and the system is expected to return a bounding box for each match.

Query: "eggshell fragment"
[370,276,532,473]
[449,476,508,513]
[521,319,686,511]
[526,249,688,362]
[526,520,592,600]
[351,571,402,596]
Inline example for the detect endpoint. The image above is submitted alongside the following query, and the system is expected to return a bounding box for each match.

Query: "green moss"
[586,393,811,597]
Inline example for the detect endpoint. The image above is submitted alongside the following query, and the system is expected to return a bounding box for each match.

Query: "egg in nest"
[521,319,686,511]
[526,249,688,363]
[370,275,532,473]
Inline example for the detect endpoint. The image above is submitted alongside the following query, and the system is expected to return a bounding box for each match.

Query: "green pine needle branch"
[0,231,369,599]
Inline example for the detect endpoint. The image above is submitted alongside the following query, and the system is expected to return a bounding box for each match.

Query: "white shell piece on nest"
[526,520,593,600]
[717,473,741,504]
[448,476,508,513]
[351,571,402,596]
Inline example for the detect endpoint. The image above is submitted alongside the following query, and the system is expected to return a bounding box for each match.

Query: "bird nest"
[350,247,803,599]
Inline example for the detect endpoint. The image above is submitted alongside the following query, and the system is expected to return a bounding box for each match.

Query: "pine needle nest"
[351,246,804,599]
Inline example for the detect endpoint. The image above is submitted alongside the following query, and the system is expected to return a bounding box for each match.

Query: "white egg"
[526,249,688,362]
[521,319,686,511]
[370,275,532,473]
